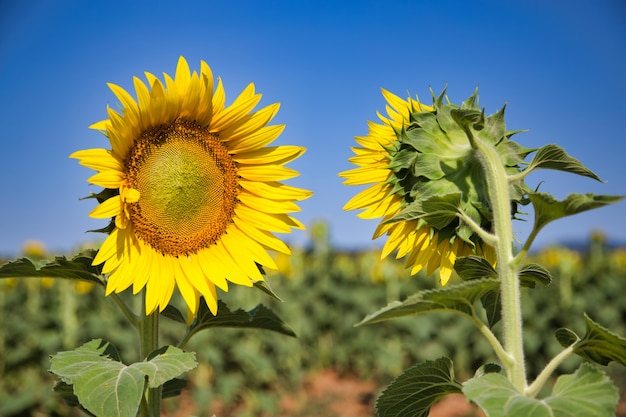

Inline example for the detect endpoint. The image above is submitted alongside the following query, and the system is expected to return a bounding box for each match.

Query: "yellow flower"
[71,57,311,318]
[340,89,500,285]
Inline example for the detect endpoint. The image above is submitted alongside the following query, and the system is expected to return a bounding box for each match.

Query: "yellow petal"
[88,170,124,189]
[239,180,313,201]
[70,148,123,172]
[227,125,284,153]
[238,192,301,214]
[89,196,121,219]
[233,216,291,254]
[238,165,299,182]
[233,146,305,165]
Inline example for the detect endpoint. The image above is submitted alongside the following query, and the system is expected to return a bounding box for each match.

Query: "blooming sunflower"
[340,89,530,285]
[71,57,311,318]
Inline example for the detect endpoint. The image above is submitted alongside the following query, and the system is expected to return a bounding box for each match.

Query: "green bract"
[385,89,533,248]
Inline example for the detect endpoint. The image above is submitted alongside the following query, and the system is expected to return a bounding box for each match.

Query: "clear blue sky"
[1,0,625,257]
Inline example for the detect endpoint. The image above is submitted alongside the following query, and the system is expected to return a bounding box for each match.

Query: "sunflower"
[71,57,311,318]
[340,89,529,285]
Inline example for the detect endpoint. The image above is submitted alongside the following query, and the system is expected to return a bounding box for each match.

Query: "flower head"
[340,88,530,284]
[71,57,311,318]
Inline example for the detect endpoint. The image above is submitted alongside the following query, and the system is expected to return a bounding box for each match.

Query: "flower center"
[125,119,239,256]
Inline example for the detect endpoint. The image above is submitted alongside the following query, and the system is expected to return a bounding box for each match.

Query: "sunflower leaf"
[356,278,499,326]
[451,257,552,328]
[0,250,103,286]
[454,256,497,281]
[519,263,552,287]
[530,192,625,234]
[387,193,461,229]
[253,278,283,302]
[525,144,603,181]
[50,340,196,417]
[187,299,296,337]
[473,363,502,378]
[464,363,619,417]
[556,314,626,367]
[160,305,186,324]
[376,357,462,417]
[134,346,197,388]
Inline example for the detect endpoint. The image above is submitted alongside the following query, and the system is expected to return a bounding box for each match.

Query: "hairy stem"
[140,297,161,417]
[525,345,574,397]
[472,317,514,368]
[472,134,527,391]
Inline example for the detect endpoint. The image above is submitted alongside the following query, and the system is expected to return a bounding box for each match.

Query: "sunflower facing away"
[340,89,531,285]
[71,57,311,318]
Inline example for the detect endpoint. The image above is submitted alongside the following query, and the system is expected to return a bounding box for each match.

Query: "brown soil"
[165,370,486,417]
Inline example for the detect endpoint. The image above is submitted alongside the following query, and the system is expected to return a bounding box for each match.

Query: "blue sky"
[1,0,625,257]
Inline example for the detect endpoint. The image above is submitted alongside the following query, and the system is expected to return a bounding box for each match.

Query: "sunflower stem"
[110,292,140,328]
[139,296,161,417]
[457,207,499,246]
[472,133,527,392]
[471,316,513,368]
[525,344,574,398]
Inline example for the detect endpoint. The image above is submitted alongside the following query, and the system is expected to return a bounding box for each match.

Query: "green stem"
[457,208,499,247]
[471,317,513,368]
[177,329,194,350]
[139,296,161,417]
[512,224,541,267]
[525,345,574,397]
[109,292,140,328]
[472,134,527,391]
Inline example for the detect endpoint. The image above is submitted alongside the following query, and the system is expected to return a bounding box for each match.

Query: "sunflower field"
[1,222,625,417]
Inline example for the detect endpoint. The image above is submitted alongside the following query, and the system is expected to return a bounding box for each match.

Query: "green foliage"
[376,357,462,417]
[464,363,619,417]
[356,278,499,325]
[530,192,625,234]
[524,144,603,182]
[1,229,626,415]
[556,314,626,367]
[164,299,296,346]
[50,340,196,417]
[0,250,103,286]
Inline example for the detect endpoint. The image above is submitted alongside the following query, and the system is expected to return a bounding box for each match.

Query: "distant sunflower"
[71,57,311,318]
[340,89,528,285]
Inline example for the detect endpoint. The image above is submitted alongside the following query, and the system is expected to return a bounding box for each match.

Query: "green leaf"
[50,340,141,417]
[50,339,121,383]
[253,278,284,302]
[412,153,446,180]
[356,279,500,326]
[454,256,497,281]
[464,363,619,417]
[0,250,103,286]
[530,192,625,234]
[135,346,197,388]
[556,314,626,367]
[518,263,552,288]
[388,193,461,229]
[473,363,502,378]
[453,257,551,328]
[388,148,418,170]
[50,340,196,417]
[480,290,502,329]
[160,304,186,324]
[161,378,188,399]
[187,299,296,338]
[525,144,603,181]
[376,357,462,417]
[450,108,484,132]
[72,360,146,417]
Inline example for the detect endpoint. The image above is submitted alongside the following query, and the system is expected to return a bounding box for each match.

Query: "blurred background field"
[1,221,626,417]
